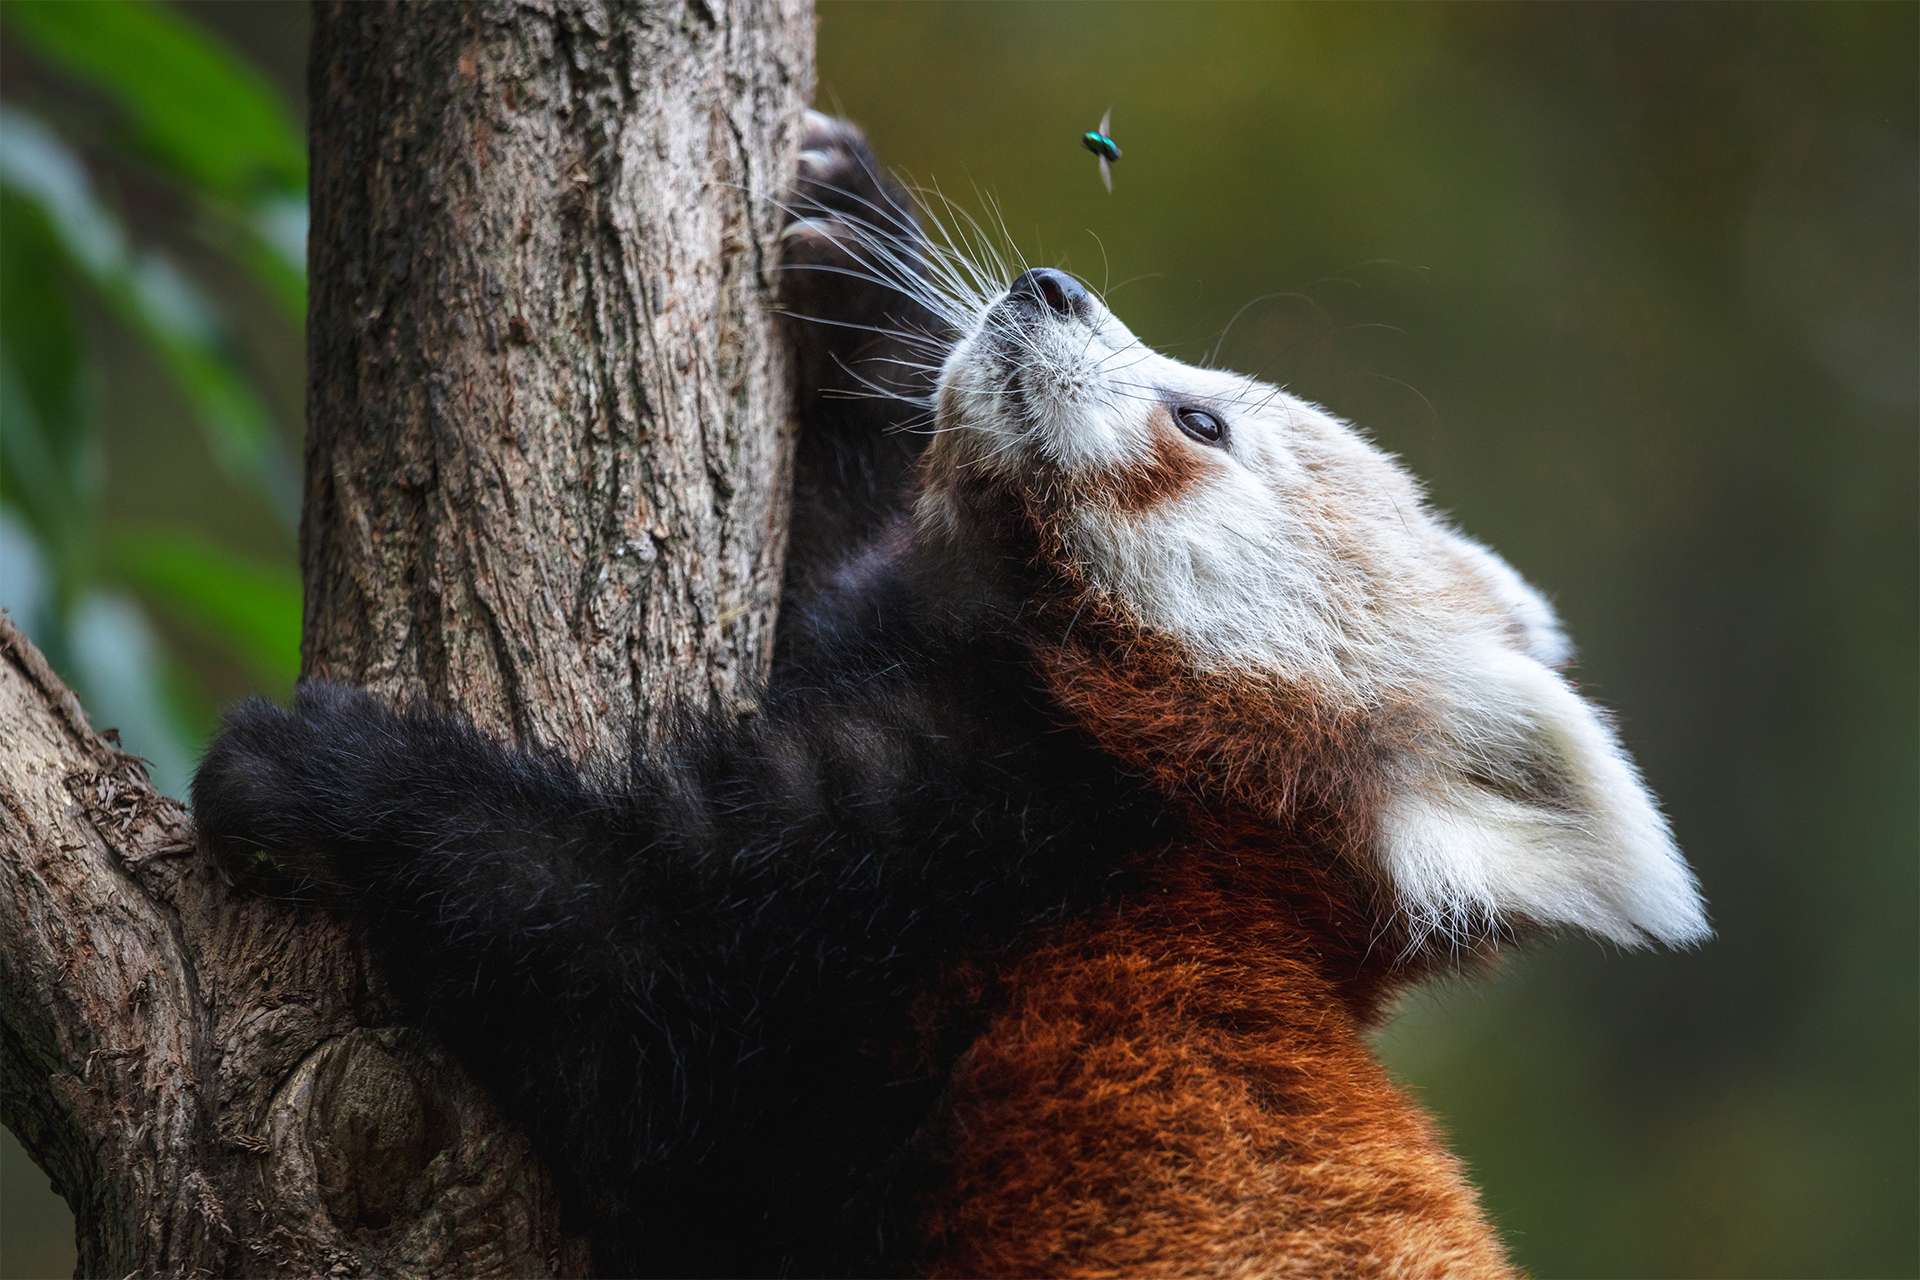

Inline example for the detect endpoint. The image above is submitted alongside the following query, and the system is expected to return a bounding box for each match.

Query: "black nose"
[1007,268,1090,319]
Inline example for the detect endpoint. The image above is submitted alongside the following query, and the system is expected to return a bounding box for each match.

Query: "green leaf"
[186,182,308,325]
[105,529,300,686]
[227,190,308,321]
[115,250,298,513]
[0,192,99,561]
[0,107,298,524]
[0,109,123,272]
[2,0,304,199]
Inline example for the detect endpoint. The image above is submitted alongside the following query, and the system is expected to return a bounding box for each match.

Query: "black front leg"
[194,682,757,1269]
[192,669,1162,1273]
[780,113,950,606]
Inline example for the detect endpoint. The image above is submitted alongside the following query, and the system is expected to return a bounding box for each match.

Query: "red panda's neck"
[1028,586,1499,1020]
[917,877,1515,1278]
[1029,600,1450,1020]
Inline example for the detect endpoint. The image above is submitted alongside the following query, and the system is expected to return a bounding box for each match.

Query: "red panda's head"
[917,268,1708,961]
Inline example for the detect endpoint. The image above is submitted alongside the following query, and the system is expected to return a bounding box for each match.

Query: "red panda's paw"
[780,112,947,418]
[190,683,382,909]
[787,111,918,243]
[780,112,927,316]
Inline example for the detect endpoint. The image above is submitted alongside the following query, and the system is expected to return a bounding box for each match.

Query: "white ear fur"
[1378,645,1709,950]
[1451,535,1575,670]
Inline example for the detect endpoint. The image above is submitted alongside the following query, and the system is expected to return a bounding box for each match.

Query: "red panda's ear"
[1375,644,1709,950]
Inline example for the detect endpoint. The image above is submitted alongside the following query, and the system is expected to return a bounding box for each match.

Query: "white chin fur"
[934,292,1170,478]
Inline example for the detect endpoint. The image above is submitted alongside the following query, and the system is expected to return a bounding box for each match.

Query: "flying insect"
[1081,108,1121,193]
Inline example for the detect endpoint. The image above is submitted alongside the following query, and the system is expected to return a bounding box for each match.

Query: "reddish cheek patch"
[1096,411,1211,512]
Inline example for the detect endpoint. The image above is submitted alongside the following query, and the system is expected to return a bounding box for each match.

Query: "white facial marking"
[924,278,1708,951]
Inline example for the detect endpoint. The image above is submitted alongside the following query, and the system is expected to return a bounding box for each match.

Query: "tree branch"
[0,613,208,1274]
[1,610,594,1276]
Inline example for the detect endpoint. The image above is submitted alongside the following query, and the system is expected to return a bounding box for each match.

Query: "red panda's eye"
[1176,407,1226,446]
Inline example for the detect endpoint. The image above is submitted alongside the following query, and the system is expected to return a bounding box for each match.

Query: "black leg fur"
[194,644,1166,1273]
[779,113,948,616]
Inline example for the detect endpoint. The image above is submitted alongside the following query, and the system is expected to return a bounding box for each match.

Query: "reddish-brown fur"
[913,465,1515,1275]
[919,869,1512,1278]
[1096,411,1215,513]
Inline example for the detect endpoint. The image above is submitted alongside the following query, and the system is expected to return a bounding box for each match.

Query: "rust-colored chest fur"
[896,565,1514,1276]
[915,856,1515,1279]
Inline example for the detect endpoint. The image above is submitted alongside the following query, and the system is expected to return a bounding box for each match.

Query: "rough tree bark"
[0,1,813,1274]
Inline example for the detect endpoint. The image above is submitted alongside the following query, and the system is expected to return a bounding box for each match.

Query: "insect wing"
[1098,107,1112,138]
[1099,155,1112,193]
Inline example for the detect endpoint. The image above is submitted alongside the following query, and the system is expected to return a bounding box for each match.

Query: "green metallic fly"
[1081,108,1121,193]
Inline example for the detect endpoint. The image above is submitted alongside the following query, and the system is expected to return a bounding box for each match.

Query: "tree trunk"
[305,0,808,745]
[0,0,812,1274]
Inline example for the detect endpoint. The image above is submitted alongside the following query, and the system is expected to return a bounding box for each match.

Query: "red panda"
[190,113,1707,1278]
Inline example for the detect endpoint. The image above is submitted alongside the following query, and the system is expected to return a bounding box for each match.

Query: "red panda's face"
[918,270,1708,956]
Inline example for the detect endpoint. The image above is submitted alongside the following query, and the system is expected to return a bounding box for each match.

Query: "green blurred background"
[1,3,1913,1277]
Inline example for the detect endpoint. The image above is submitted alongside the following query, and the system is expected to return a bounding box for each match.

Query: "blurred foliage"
[2,3,1916,1279]
[0,0,303,802]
